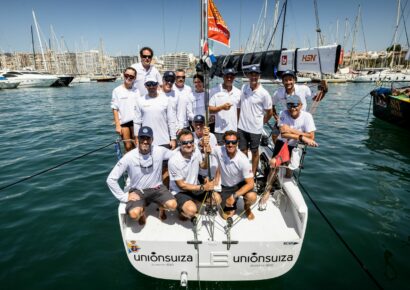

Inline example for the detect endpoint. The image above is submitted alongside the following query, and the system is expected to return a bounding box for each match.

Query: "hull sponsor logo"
[233,252,293,263]
[127,240,141,253]
[134,252,194,263]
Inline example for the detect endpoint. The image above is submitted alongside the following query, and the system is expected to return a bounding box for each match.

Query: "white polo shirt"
[111,85,140,124]
[278,110,316,146]
[272,84,312,111]
[192,91,206,117]
[209,84,241,133]
[131,62,163,96]
[106,146,174,202]
[174,84,194,129]
[168,148,203,195]
[212,146,253,187]
[237,83,272,134]
[164,90,178,135]
[134,92,176,146]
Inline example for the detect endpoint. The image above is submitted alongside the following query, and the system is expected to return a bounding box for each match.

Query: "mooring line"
[0,140,118,193]
[298,179,384,290]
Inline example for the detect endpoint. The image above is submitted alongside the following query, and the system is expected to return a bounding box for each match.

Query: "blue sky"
[0,0,408,56]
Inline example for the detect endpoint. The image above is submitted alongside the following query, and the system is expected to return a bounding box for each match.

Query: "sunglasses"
[180,139,194,145]
[142,55,152,59]
[224,140,238,145]
[176,76,186,80]
[124,73,136,80]
[164,77,175,83]
[145,81,158,87]
[287,103,300,109]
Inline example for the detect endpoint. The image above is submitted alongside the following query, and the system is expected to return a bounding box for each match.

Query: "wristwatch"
[199,184,204,192]
[298,135,304,142]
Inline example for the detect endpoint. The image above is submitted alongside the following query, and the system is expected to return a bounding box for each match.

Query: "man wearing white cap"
[131,46,162,96]
[237,65,273,176]
[134,75,176,149]
[107,126,177,225]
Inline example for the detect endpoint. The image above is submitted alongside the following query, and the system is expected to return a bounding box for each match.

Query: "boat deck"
[120,193,301,243]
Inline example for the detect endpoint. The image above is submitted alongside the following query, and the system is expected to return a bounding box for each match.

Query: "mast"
[390,0,401,68]
[280,0,287,50]
[32,10,48,71]
[31,25,36,69]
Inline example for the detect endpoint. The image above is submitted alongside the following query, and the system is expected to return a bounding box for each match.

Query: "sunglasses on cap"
[180,139,194,145]
[224,140,238,145]
[145,81,158,87]
[287,103,300,109]
[124,73,136,80]
[141,55,152,59]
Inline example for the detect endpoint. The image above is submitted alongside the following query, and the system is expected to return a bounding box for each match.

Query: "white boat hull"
[118,175,307,282]
[0,80,20,89]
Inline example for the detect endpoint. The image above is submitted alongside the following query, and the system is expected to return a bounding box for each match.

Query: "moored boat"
[0,76,20,89]
[50,75,75,87]
[1,70,58,88]
[370,86,410,128]
[90,75,117,82]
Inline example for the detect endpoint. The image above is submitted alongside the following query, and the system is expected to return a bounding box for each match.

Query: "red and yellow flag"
[208,0,230,47]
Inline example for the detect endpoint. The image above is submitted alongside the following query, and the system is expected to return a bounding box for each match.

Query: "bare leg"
[122,126,135,152]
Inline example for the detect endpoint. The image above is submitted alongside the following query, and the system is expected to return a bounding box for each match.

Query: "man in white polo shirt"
[131,46,162,96]
[237,65,273,176]
[134,75,176,149]
[168,129,214,220]
[106,126,177,225]
[209,67,241,145]
[174,69,194,132]
[211,130,257,220]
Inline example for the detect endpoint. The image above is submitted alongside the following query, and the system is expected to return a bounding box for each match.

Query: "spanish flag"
[208,0,230,47]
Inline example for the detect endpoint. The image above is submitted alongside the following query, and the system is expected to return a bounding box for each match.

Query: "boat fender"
[288,147,303,170]
[180,271,188,287]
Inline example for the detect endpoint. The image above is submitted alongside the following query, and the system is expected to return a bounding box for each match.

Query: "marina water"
[0,80,409,290]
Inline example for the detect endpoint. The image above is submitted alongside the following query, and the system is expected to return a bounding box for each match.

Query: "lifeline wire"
[297,179,384,290]
[0,140,117,193]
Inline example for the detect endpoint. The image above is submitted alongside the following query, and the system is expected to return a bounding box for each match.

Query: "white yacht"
[352,69,410,83]
[1,71,58,88]
[0,76,20,89]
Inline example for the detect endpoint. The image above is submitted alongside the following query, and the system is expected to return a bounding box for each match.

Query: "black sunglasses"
[142,55,152,59]
[287,103,300,109]
[180,140,194,145]
[176,76,186,79]
[164,77,175,83]
[224,140,238,145]
[145,81,158,87]
[124,73,136,80]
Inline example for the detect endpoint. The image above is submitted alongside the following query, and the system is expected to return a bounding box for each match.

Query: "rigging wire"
[0,140,117,193]
[297,178,384,290]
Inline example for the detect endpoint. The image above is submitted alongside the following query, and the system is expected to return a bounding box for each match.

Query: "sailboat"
[115,0,340,284]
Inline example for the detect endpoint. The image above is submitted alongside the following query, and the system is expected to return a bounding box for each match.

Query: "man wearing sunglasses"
[107,126,177,225]
[131,46,162,96]
[269,95,317,175]
[173,69,193,132]
[162,71,178,128]
[271,70,327,139]
[134,75,177,149]
[111,67,140,152]
[209,68,241,145]
[211,130,257,220]
[168,129,214,220]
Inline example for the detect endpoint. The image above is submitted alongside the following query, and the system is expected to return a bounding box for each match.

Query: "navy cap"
[287,95,301,105]
[138,126,154,138]
[193,115,205,123]
[222,68,237,76]
[163,71,176,81]
[282,70,296,79]
[246,65,261,74]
